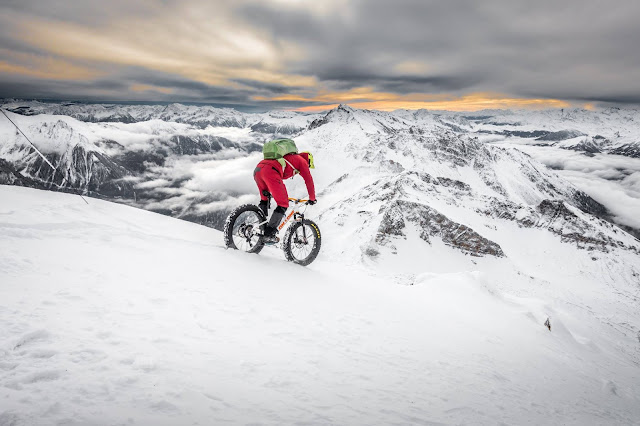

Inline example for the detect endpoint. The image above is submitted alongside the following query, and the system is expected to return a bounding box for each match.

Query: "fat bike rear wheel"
[283,219,321,266]
[223,204,266,254]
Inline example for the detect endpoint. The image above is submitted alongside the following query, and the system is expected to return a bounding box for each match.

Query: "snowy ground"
[1,186,640,425]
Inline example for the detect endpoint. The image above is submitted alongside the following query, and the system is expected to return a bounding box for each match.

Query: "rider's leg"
[259,167,289,243]
[265,206,286,235]
[258,200,268,217]
[254,167,269,201]
[262,168,289,208]
[263,206,286,243]
[254,166,273,218]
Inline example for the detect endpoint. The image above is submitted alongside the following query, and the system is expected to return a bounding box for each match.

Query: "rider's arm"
[291,155,316,201]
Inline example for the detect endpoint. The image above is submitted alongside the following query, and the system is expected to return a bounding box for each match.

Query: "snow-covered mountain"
[417,107,640,158]
[295,105,635,256]
[1,99,315,132]
[1,101,639,244]
[0,115,135,197]
[0,103,318,227]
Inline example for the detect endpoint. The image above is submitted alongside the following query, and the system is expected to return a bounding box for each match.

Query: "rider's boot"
[258,199,269,218]
[258,199,269,233]
[263,206,285,244]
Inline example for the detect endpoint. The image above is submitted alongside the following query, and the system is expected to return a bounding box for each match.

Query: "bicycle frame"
[278,198,308,232]
[255,197,310,236]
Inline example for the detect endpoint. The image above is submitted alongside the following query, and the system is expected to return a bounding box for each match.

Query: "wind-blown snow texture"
[1,186,639,425]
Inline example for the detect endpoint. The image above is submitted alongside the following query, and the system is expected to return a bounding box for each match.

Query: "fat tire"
[223,204,266,254]
[283,219,321,266]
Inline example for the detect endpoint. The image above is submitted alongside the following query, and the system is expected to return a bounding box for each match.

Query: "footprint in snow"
[28,349,58,359]
[23,370,62,384]
[150,400,181,415]
[5,370,62,390]
[0,361,19,371]
[12,330,51,351]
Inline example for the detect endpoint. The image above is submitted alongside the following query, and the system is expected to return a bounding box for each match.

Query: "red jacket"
[260,153,316,200]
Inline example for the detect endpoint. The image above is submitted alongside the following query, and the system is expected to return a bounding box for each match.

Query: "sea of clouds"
[501,144,640,230]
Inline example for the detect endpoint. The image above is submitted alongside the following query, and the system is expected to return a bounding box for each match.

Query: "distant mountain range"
[1,99,638,251]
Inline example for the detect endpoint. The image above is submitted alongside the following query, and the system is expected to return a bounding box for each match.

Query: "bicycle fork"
[293,212,308,244]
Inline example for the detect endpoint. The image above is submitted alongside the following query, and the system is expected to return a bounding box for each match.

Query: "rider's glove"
[307,199,317,205]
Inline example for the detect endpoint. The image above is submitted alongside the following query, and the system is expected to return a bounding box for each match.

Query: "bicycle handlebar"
[288,197,309,204]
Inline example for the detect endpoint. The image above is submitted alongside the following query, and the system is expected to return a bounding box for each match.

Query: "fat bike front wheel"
[224,204,266,254]
[283,219,321,266]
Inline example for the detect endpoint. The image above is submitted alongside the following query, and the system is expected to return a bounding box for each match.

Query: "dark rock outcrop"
[479,199,639,253]
[609,143,640,158]
[536,130,586,141]
[378,200,504,257]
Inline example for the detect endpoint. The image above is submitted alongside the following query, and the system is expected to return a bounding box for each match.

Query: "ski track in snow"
[1,186,640,425]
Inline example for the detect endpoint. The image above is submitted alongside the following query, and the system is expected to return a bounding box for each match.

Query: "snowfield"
[1,185,639,425]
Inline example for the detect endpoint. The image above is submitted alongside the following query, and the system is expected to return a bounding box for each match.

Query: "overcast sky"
[1,0,639,111]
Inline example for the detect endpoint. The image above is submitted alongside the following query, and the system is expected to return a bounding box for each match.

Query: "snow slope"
[1,185,640,425]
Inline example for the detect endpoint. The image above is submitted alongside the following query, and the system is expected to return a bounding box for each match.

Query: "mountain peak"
[307,104,357,130]
[337,104,355,112]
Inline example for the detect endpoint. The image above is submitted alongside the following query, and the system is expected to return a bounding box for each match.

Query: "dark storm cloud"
[0,79,123,101]
[238,0,640,104]
[0,0,171,26]
[0,69,249,105]
[0,33,44,57]
[231,79,305,95]
[122,68,226,93]
[318,71,482,94]
[2,0,640,107]
[567,94,640,105]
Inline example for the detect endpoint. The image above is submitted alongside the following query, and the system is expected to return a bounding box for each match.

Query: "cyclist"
[253,151,316,243]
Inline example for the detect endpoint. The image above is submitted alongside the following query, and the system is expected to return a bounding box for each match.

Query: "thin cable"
[0,108,89,204]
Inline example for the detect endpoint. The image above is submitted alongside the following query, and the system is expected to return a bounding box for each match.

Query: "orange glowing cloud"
[0,51,102,81]
[282,92,573,112]
[7,8,316,91]
[254,87,406,103]
[130,84,176,95]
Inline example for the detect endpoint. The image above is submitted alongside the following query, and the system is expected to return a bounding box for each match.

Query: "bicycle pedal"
[263,236,280,245]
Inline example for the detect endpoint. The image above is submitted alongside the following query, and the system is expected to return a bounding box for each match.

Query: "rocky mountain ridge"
[1,99,315,133]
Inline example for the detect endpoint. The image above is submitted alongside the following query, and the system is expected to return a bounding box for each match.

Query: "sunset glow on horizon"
[288,93,573,112]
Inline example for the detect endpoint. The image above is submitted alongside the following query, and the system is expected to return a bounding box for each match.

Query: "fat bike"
[223,196,321,266]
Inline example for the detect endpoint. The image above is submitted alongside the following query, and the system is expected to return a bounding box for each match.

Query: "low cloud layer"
[1,1,640,110]
[512,145,640,230]
[134,152,262,217]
